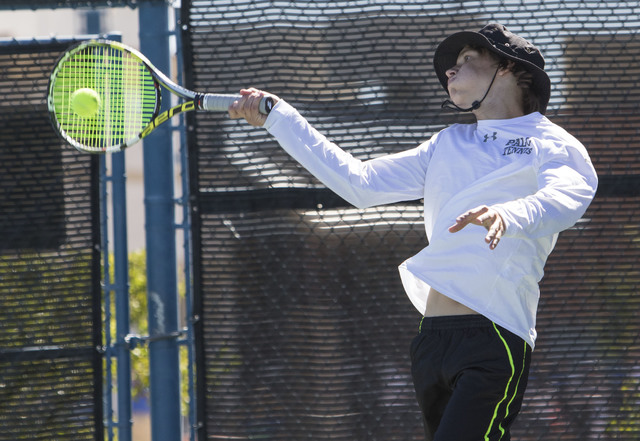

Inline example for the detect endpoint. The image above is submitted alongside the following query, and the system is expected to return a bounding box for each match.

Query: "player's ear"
[498,59,515,75]
[515,70,534,88]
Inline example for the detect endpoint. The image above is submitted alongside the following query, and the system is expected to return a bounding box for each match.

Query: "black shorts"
[410,315,532,441]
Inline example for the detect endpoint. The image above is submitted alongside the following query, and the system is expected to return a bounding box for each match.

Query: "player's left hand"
[448,205,505,250]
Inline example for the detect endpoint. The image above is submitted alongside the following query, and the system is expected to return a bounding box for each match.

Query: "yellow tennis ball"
[71,88,101,118]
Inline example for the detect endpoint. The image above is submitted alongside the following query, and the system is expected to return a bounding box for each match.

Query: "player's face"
[445,46,498,108]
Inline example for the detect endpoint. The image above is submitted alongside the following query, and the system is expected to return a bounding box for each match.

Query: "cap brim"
[433,31,551,114]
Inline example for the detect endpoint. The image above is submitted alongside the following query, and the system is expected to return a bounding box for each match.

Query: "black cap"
[433,23,551,114]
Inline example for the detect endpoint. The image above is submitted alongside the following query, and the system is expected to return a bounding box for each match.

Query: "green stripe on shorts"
[485,323,528,441]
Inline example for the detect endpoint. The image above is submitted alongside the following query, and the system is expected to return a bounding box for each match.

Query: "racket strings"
[51,43,158,152]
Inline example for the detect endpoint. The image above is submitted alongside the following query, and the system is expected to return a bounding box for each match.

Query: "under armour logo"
[483,132,497,142]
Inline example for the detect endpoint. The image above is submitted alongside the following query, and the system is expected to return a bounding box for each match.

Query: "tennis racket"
[47,39,273,154]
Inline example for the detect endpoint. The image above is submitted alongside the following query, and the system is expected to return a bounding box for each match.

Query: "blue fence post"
[138,3,182,441]
[100,131,132,441]
[112,151,133,441]
[94,23,133,440]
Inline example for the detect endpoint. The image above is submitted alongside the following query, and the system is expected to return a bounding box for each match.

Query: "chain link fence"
[0,38,102,441]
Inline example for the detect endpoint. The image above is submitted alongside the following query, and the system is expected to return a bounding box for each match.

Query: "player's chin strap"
[441,66,501,112]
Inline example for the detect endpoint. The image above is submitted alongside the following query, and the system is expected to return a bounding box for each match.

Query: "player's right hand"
[229,87,279,127]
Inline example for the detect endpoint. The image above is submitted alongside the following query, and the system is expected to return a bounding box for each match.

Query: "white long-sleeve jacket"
[264,100,598,348]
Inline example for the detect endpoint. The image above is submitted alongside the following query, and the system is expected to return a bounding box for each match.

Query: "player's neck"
[473,100,525,121]
[472,82,525,120]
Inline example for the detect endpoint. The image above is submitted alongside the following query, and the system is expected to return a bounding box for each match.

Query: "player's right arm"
[230,89,431,209]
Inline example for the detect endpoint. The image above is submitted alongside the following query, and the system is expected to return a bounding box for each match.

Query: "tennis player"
[230,23,598,441]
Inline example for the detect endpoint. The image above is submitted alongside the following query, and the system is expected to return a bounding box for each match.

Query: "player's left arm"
[449,139,598,249]
[487,143,598,242]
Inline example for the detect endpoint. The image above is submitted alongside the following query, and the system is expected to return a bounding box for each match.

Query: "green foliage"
[0,251,94,348]
[605,374,640,435]
[105,250,190,413]
[0,250,97,441]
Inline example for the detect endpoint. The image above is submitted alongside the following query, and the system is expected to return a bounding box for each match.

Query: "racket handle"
[200,93,274,114]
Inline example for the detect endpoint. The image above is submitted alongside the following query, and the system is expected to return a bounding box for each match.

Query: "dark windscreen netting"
[0,40,102,441]
[195,207,426,440]
[183,1,639,440]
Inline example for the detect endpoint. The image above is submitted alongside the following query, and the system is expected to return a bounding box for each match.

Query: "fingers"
[228,88,276,127]
[228,88,263,125]
[448,206,505,250]
[448,206,489,233]
[227,88,248,119]
[485,221,503,250]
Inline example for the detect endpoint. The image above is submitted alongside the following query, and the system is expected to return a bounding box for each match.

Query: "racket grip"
[201,93,274,114]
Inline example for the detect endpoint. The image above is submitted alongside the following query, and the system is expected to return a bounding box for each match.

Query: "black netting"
[183,1,640,440]
[0,39,102,441]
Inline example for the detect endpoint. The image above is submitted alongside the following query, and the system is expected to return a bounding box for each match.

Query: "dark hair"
[499,59,544,114]
[467,44,543,114]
